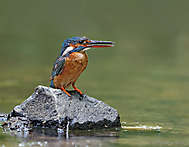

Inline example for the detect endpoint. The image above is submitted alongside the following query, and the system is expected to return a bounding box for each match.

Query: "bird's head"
[60,36,114,56]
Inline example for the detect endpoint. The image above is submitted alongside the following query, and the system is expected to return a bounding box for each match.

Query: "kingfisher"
[50,36,113,97]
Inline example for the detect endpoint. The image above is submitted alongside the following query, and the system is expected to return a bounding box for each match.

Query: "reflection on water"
[16,137,116,147]
[1,124,187,147]
[1,127,120,147]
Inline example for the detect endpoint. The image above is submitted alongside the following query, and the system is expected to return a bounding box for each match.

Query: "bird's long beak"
[87,40,114,48]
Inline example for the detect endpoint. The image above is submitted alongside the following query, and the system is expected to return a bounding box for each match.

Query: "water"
[0,0,189,146]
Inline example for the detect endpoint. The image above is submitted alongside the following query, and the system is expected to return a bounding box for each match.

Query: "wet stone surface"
[6,85,121,130]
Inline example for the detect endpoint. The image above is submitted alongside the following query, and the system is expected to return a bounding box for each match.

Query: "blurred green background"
[0,0,189,146]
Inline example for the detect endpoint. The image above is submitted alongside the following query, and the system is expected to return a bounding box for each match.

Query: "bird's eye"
[79,40,84,44]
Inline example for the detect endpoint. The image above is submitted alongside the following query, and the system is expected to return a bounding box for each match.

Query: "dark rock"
[0,113,8,122]
[9,85,121,130]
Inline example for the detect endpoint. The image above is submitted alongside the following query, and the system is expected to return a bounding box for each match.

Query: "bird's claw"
[79,93,84,100]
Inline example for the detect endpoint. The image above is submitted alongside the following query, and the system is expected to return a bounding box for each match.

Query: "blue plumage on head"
[60,36,88,56]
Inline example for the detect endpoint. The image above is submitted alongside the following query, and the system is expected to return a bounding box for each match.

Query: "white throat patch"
[82,47,90,51]
[62,46,74,56]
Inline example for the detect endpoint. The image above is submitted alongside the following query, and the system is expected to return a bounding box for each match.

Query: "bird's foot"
[71,84,84,100]
[75,89,85,100]
[78,93,85,100]
[74,88,83,95]
[60,87,71,97]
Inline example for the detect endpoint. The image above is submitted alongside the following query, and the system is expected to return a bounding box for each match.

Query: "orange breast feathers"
[53,52,88,89]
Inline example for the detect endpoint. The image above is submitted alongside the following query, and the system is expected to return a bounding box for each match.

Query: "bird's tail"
[50,80,55,88]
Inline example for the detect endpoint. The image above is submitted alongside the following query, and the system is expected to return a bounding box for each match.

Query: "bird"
[50,36,113,97]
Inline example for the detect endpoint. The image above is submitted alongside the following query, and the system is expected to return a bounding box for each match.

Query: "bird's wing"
[50,56,66,80]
